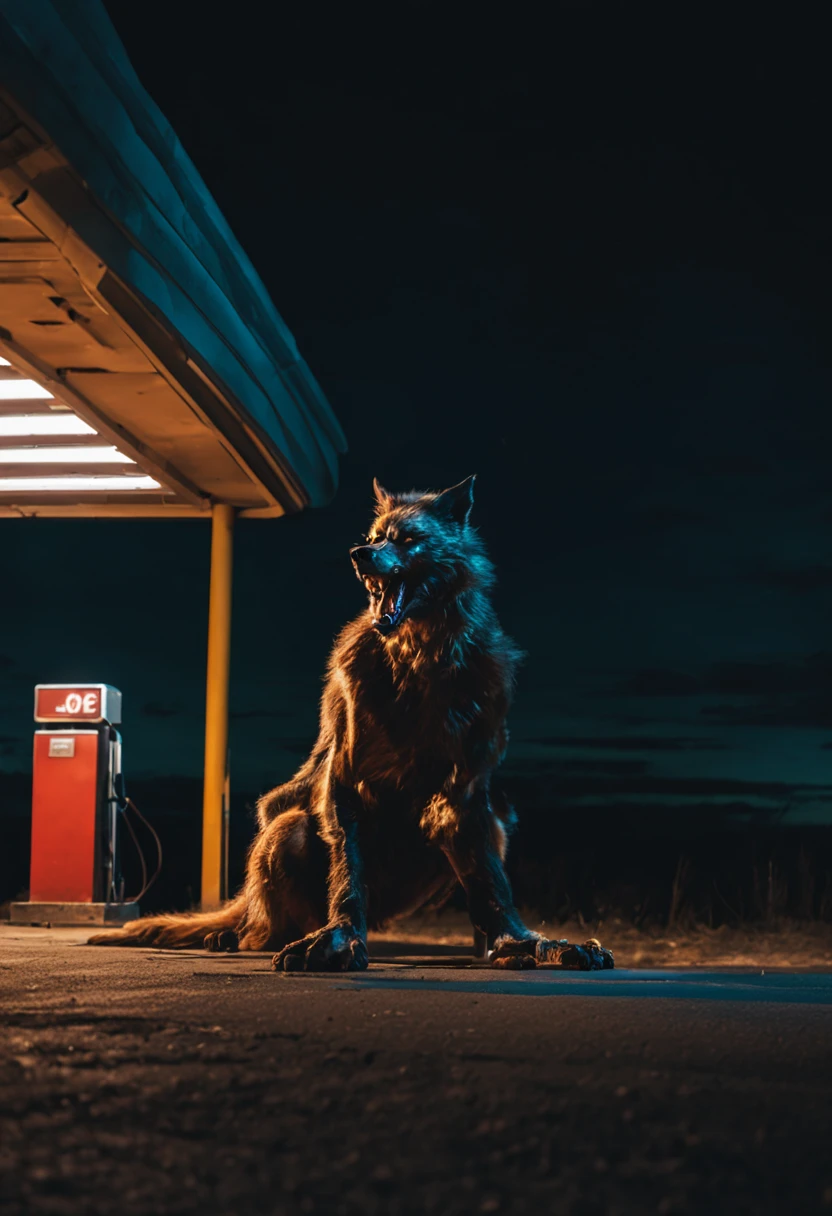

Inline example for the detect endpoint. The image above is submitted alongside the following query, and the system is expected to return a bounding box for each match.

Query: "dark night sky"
[3,6,832,826]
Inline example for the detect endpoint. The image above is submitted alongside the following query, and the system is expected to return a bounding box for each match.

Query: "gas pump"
[11,684,141,926]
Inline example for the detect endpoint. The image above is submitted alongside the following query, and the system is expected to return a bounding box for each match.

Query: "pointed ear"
[372,477,392,512]
[433,475,476,525]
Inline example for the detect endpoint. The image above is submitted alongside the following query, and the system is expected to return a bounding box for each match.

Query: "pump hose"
[121,797,163,904]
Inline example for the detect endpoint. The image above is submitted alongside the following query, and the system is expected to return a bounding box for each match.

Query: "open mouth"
[363,576,410,633]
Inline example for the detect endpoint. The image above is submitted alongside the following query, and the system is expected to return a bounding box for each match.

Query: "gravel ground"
[1,924,831,1216]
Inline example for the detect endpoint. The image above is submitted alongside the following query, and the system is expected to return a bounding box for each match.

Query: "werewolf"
[91,477,612,972]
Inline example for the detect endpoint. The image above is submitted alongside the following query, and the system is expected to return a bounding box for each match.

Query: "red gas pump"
[11,685,140,926]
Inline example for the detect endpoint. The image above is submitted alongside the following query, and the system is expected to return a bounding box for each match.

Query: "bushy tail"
[87,894,246,950]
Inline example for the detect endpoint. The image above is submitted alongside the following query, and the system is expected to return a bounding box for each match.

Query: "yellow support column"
[201,502,235,909]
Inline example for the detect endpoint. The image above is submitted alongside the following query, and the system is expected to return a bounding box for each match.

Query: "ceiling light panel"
[0,415,98,436]
[0,446,135,464]
[0,475,161,492]
[0,380,54,400]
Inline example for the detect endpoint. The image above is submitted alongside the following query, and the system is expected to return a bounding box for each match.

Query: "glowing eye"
[401,535,415,545]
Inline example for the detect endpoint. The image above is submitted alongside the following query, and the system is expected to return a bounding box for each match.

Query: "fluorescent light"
[0,379,53,400]
[0,446,135,464]
[0,357,10,366]
[0,415,97,436]
[0,475,161,492]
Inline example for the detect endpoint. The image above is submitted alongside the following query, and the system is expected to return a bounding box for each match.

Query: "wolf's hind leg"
[204,929,239,953]
[255,778,313,830]
[237,808,329,952]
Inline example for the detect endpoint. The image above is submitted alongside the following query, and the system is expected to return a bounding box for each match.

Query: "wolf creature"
[90,477,612,972]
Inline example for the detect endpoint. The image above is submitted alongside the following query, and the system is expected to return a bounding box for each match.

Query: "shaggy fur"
[90,477,611,971]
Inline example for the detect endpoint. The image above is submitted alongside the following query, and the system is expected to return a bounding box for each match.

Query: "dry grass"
[371,909,832,969]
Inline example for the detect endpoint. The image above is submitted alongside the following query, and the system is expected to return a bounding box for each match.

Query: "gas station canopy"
[0,0,346,518]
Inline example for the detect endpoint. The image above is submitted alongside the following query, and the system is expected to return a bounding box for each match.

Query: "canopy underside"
[0,0,345,519]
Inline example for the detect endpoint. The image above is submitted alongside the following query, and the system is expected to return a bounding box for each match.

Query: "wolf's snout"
[350,544,377,570]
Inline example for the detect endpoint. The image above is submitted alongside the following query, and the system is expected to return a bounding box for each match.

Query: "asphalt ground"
[1,926,831,1215]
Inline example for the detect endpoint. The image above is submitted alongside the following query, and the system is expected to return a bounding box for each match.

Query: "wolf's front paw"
[489,936,614,971]
[489,935,541,970]
[536,937,615,970]
[271,923,368,973]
